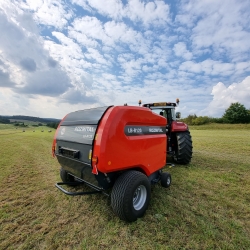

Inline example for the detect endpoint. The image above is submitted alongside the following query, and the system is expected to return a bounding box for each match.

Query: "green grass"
[0,124,15,130]
[0,125,249,249]
[189,123,250,130]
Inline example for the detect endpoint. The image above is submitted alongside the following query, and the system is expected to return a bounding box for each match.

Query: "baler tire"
[111,171,151,222]
[60,168,75,184]
[174,131,193,165]
[161,172,171,188]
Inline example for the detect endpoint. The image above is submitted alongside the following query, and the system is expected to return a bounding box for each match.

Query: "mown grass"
[0,125,249,249]
[0,124,51,133]
[0,124,16,130]
[189,123,250,130]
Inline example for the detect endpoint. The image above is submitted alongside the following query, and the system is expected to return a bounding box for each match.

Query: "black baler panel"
[56,140,92,163]
[61,106,111,126]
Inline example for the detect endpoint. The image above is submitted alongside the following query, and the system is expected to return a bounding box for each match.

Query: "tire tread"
[111,171,150,222]
[174,131,193,164]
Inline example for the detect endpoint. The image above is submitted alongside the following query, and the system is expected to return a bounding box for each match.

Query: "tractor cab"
[142,101,180,130]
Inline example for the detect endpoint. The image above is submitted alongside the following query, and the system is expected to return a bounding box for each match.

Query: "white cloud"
[15,68,71,96]
[173,42,192,60]
[177,0,250,60]
[60,87,97,104]
[73,0,170,27]
[72,16,107,43]
[73,0,124,20]
[68,29,98,48]
[125,0,170,27]
[202,76,250,117]
[179,60,242,78]
[19,0,73,29]
[179,61,202,74]
[85,48,109,65]
[0,6,73,97]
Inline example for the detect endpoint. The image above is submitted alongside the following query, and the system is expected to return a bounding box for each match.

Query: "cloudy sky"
[0,0,250,119]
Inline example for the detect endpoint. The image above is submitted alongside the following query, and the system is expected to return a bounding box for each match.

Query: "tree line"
[46,122,60,129]
[180,102,250,125]
[0,117,11,124]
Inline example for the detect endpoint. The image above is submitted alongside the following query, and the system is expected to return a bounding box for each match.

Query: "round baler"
[52,105,171,222]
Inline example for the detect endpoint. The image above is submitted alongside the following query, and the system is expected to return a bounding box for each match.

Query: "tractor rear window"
[151,108,176,121]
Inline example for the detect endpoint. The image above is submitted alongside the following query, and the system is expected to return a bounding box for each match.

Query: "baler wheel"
[111,171,151,222]
[161,172,171,188]
[174,131,193,164]
[60,168,76,184]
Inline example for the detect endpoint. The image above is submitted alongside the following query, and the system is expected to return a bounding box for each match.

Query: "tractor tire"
[60,168,75,183]
[161,172,171,188]
[111,171,151,222]
[174,131,193,164]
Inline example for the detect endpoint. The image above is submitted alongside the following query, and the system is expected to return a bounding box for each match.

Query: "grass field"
[0,124,49,131]
[0,124,249,249]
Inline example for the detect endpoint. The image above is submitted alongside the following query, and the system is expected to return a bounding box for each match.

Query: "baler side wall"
[93,106,167,176]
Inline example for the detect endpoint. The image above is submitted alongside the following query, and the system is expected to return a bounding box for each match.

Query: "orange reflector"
[92,155,98,175]
[92,155,98,163]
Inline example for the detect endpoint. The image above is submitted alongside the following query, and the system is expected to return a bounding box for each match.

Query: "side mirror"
[176,112,181,119]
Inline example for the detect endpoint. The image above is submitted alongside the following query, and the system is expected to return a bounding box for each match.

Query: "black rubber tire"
[60,168,75,183]
[174,131,193,164]
[161,172,171,188]
[111,171,151,222]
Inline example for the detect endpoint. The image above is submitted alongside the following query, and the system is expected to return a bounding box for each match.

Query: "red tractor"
[141,99,193,165]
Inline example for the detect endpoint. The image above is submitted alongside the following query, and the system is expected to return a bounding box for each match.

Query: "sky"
[0,0,250,119]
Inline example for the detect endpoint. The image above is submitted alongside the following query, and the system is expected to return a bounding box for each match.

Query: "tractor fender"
[171,121,188,132]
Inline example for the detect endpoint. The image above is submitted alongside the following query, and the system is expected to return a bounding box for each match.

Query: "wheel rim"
[133,185,147,210]
[166,176,171,186]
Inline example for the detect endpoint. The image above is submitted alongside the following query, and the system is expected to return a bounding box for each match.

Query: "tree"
[47,122,59,129]
[223,102,250,124]
[192,116,210,125]
[181,114,197,125]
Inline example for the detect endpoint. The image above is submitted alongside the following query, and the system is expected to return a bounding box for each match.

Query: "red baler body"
[92,106,167,176]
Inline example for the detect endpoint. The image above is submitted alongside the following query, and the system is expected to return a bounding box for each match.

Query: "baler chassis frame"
[55,174,109,196]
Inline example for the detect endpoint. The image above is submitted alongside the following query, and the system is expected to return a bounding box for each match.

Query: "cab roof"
[142,102,177,108]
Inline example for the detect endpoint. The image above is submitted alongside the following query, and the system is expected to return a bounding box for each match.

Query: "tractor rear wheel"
[173,131,193,164]
[111,171,151,222]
